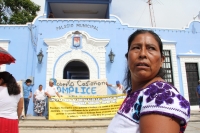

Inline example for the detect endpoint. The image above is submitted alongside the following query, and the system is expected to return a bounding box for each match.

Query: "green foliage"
[0,0,8,24]
[0,0,40,24]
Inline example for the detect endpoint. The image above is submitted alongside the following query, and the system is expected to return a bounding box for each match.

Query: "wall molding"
[179,57,200,101]
[44,31,109,85]
[163,43,180,92]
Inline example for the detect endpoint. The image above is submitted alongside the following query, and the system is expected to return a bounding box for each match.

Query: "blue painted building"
[0,0,200,115]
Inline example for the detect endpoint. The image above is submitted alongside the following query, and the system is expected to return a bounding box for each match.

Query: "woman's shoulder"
[141,81,190,124]
[142,81,189,108]
[144,81,180,95]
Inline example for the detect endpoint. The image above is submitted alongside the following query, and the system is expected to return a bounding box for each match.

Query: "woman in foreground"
[0,71,23,133]
[107,30,190,133]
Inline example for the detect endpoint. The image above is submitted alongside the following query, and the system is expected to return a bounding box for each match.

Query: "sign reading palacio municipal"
[56,24,98,31]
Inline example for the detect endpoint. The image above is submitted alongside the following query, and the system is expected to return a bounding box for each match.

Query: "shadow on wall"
[37,63,43,73]
[106,60,112,73]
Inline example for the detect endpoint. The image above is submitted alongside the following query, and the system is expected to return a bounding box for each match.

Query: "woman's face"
[128,33,164,82]
[39,86,43,90]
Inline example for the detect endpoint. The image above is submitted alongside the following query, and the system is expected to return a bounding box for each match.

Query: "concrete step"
[19,128,107,133]
[19,120,110,128]
[19,122,200,133]
[190,110,200,115]
[20,116,111,121]
[19,110,200,129]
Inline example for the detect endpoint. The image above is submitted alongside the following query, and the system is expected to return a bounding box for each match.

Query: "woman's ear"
[0,78,5,85]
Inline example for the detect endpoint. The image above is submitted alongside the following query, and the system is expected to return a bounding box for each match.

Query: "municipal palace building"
[0,0,200,115]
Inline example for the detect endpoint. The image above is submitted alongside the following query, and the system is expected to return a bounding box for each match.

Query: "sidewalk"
[190,110,200,122]
[186,110,200,133]
[19,123,200,133]
[185,122,200,133]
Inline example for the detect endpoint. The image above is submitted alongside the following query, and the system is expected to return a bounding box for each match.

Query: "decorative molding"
[110,14,189,30]
[0,40,10,43]
[178,50,200,57]
[55,50,98,79]
[39,18,116,22]
[186,50,195,54]
[0,40,10,71]
[163,43,180,92]
[44,31,109,85]
[179,57,200,101]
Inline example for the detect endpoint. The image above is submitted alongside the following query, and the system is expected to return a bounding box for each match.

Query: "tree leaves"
[0,0,40,24]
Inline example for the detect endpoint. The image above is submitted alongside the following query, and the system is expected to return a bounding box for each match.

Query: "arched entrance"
[63,61,89,79]
[44,31,109,83]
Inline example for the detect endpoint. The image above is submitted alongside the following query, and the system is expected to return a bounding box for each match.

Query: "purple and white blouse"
[107,81,190,133]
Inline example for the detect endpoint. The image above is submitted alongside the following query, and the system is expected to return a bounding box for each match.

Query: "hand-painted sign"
[55,79,107,96]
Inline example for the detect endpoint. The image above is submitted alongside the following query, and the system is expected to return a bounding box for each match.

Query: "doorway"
[185,63,199,105]
[63,61,89,79]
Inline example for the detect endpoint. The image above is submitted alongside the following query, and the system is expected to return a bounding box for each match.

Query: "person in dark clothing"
[48,12,55,18]
[196,80,200,112]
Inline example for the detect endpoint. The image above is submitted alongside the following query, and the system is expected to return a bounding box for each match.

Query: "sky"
[32,0,200,29]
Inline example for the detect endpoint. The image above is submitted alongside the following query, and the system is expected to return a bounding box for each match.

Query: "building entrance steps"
[19,116,111,128]
[19,110,200,133]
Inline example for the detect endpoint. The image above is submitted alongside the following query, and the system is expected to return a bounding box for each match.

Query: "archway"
[63,61,89,79]
[44,30,109,84]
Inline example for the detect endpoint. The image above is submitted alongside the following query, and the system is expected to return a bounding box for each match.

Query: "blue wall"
[1,15,200,115]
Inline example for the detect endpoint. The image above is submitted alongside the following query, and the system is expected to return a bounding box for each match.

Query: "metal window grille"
[162,50,174,85]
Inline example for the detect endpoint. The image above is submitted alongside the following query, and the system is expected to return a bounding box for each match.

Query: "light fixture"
[63,10,98,14]
[108,49,115,63]
[37,49,44,64]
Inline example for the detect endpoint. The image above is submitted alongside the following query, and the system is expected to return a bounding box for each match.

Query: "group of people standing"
[23,79,60,119]
[22,79,45,117]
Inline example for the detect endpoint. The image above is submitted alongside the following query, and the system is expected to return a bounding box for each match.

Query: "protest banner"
[54,79,107,96]
[49,94,126,120]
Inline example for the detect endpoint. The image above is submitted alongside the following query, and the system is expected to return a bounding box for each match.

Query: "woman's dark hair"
[0,71,20,95]
[124,29,165,90]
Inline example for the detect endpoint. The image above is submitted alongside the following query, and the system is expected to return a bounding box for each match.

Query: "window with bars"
[162,50,174,85]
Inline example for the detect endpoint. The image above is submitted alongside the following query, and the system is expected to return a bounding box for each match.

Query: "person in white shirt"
[106,81,126,94]
[0,71,23,133]
[33,85,46,116]
[44,80,60,119]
